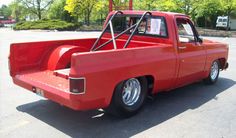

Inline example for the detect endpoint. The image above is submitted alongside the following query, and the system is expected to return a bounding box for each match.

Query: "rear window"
[106,15,168,37]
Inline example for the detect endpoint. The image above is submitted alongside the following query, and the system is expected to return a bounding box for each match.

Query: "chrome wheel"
[107,77,147,117]
[122,78,141,106]
[210,61,219,80]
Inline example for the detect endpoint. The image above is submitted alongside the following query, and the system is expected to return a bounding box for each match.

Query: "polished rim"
[122,78,141,106]
[210,61,219,80]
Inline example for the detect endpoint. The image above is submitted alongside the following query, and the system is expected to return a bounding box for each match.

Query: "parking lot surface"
[0,28,236,138]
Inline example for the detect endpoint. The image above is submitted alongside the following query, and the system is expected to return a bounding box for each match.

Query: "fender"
[47,45,89,70]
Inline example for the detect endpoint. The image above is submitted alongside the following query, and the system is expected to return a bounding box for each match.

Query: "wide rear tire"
[106,77,148,118]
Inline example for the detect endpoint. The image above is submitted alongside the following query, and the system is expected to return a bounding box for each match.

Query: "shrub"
[14,20,78,31]
[77,24,102,31]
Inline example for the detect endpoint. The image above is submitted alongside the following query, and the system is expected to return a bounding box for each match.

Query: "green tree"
[65,0,98,25]
[93,0,108,25]
[194,0,223,28]
[0,5,12,19]
[8,1,28,21]
[220,0,236,16]
[134,0,158,10]
[19,0,54,19]
[157,0,183,12]
[48,0,75,22]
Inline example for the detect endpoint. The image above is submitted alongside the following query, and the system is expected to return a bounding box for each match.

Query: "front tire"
[106,77,148,118]
[204,60,220,84]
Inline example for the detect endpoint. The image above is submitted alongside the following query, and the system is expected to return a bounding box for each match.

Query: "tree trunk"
[37,0,41,19]
[84,12,87,25]
[38,11,41,19]
[87,11,90,26]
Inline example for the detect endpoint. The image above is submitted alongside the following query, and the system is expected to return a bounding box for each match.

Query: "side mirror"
[198,36,203,43]
[179,37,190,43]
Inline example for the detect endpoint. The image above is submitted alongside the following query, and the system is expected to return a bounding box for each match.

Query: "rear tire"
[204,60,220,84]
[106,77,148,118]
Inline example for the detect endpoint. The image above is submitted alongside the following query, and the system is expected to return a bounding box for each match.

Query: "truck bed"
[9,36,174,110]
[9,37,166,76]
[16,69,70,92]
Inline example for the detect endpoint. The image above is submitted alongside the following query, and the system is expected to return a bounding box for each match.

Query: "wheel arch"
[106,75,155,117]
[218,58,226,70]
[110,75,155,101]
[144,75,155,95]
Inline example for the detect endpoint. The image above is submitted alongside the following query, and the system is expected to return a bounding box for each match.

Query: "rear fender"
[47,45,89,70]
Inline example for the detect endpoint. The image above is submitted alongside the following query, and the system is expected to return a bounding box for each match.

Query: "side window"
[176,18,196,42]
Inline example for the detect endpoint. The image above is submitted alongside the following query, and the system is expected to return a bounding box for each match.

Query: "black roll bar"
[90,11,152,51]
[90,11,123,51]
[93,24,137,51]
[123,11,152,48]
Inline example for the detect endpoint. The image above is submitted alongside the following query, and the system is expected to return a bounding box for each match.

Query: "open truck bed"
[9,37,169,110]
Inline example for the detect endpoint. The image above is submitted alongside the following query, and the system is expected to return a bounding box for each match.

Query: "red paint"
[9,11,229,111]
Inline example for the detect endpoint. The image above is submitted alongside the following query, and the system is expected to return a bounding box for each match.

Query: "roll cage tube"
[90,11,152,51]
[123,11,152,48]
[90,11,123,51]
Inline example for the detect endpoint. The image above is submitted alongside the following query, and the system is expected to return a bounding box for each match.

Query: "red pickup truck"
[9,11,229,117]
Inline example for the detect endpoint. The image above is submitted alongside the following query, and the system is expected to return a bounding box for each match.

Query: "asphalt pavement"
[0,28,236,138]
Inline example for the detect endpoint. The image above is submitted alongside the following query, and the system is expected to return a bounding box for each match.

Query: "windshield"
[218,18,223,22]
[106,15,168,37]
[218,18,228,22]
[223,19,227,22]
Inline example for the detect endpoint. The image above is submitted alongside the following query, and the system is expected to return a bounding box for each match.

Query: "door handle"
[178,46,186,49]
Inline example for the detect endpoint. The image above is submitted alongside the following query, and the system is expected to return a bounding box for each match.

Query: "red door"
[175,17,206,87]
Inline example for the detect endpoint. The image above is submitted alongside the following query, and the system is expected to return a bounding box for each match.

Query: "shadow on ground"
[17,77,235,138]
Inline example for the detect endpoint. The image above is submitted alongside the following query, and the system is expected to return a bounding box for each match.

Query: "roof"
[109,10,188,17]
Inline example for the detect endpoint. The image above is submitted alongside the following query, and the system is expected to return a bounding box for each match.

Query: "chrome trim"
[210,61,219,80]
[178,46,187,49]
[122,78,141,106]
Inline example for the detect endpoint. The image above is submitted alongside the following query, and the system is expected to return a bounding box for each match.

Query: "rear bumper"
[12,71,106,111]
[216,24,227,28]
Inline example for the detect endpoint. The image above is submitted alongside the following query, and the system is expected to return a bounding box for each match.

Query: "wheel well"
[218,58,226,70]
[143,75,154,95]
[112,75,155,98]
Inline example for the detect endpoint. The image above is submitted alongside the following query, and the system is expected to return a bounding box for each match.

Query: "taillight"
[69,77,86,94]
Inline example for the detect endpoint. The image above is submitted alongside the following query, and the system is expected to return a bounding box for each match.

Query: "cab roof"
[109,10,188,18]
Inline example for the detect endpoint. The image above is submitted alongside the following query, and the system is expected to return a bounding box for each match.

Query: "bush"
[77,24,102,31]
[14,20,78,31]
